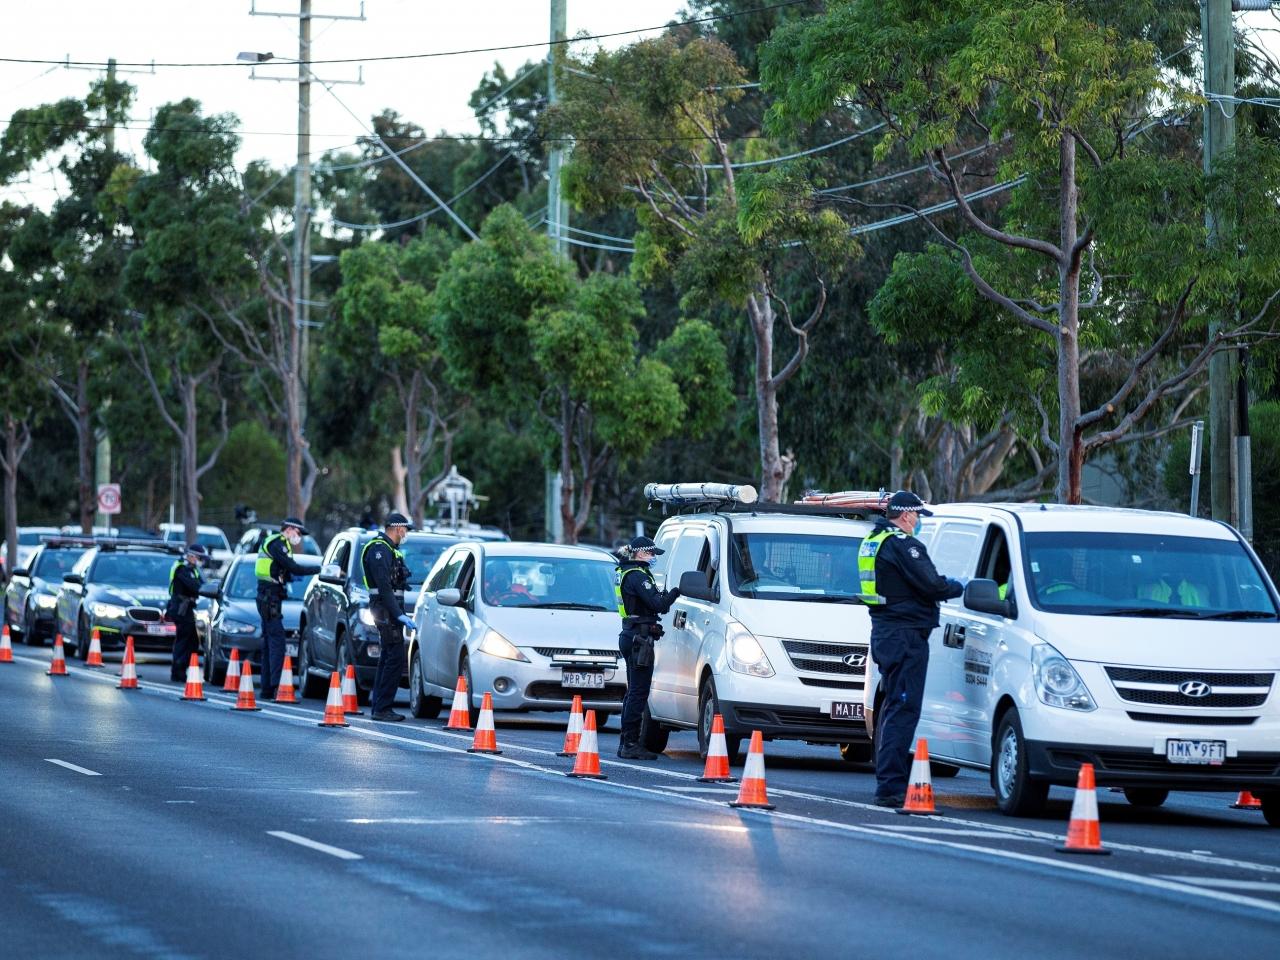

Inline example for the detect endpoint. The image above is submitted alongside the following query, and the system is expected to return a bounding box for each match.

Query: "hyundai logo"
[842,652,868,668]
[1178,680,1212,698]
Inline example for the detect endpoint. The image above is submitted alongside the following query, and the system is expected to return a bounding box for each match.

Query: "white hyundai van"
[637,484,878,762]
[865,503,1280,823]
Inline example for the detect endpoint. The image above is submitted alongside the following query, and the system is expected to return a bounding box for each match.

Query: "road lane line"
[267,831,363,860]
[44,758,101,776]
[1160,876,1280,893]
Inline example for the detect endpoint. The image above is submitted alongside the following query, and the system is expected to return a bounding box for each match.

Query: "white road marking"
[667,785,738,793]
[267,831,363,860]
[875,825,1042,841]
[44,758,101,776]
[1159,876,1280,893]
[165,800,196,804]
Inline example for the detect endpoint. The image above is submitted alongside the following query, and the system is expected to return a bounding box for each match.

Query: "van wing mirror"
[964,578,1014,618]
[678,569,716,603]
[437,587,465,608]
[62,573,84,586]
[318,563,344,585]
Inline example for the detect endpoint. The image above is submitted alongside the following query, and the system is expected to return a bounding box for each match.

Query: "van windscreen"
[1024,532,1278,620]
[729,533,863,602]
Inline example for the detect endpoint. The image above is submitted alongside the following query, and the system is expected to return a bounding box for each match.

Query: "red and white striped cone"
[222,648,241,692]
[1056,763,1110,855]
[557,695,584,757]
[274,655,298,703]
[444,675,471,730]
[1231,791,1263,810]
[181,652,206,700]
[728,731,774,809]
[230,660,262,711]
[567,710,607,779]
[897,739,936,815]
[341,664,363,715]
[46,635,69,676]
[117,637,139,689]
[467,692,502,754]
[0,624,13,663]
[698,713,737,783]
[318,671,349,727]
[85,628,104,667]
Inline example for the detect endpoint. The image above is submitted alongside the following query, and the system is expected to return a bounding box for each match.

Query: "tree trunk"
[181,378,201,546]
[1055,132,1084,504]
[390,445,409,517]
[558,388,577,545]
[748,291,790,502]
[77,360,94,533]
[403,374,422,525]
[2,414,31,575]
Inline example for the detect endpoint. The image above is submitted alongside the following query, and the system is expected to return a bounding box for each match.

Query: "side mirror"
[964,578,1015,619]
[318,563,344,585]
[11,567,29,578]
[437,587,463,608]
[198,580,221,598]
[678,569,716,603]
[63,573,84,586]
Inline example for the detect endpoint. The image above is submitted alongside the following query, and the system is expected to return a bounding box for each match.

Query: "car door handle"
[943,624,966,648]
[673,611,687,629]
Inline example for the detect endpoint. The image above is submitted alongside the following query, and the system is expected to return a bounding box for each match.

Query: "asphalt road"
[2,647,1278,959]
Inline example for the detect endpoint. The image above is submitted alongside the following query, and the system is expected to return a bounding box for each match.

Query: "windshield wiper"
[807,596,865,605]
[522,602,612,611]
[1198,610,1278,621]
[1086,606,1201,618]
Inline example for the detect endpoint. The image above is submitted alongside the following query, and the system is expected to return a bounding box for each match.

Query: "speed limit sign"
[97,483,121,515]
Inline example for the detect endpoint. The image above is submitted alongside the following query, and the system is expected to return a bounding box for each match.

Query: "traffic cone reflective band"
[729,730,773,809]
[698,713,737,783]
[230,660,262,711]
[0,624,13,663]
[557,695,584,756]
[46,635,69,676]
[318,671,349,727]
[467,692,502,754]
[222,648,241,692]
[341,664,364,715]
[85,628,104,667]
[1057,763,1111,855]
[567,710,607,779]
[1231,790,1263,810]
[897,738,936,815]
[117,637,139,689]
[181,652,206,701]
[445,676,471,730]
[275,655,298,703]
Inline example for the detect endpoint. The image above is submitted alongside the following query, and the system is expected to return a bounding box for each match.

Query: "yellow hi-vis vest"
[858,529,902,605]
[614,565,653,617]
[255,533,291,581]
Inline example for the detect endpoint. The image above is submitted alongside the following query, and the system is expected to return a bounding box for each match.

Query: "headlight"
[219,618,259,636]
[35,593,58,609]
[726,620,774,678]
[1031,643,1095,711]
[478,629,529,662]
[90,602,127,620]
[358,607,377,627]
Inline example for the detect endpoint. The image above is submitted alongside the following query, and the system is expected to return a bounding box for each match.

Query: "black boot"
[617,735,660,760]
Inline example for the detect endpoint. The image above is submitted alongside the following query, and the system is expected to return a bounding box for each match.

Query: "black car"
[4,538,92,645]
[297,529,460,699]
[55,540,187,658]
[196,553,319,684]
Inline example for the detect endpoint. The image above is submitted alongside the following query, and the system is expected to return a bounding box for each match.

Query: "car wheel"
[1123,788,1169,808]
[296,624,325,700]
[639,705,669,753]
[1260,792,1280,827]
[932,761,961,779]
[992,709,1049,817]
[460,652,479,727]
[76,613,91,660]
[839,741,874,764]
[697,676,742,763]
[20,607,35,645]
[409,652,442,719]
[337,636,369,706]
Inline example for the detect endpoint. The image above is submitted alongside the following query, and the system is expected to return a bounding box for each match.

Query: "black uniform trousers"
[256,583,287,699]
[618,631,654,743]
[370,604,405,714]
[870,623,931,799]
[170,616,199,682]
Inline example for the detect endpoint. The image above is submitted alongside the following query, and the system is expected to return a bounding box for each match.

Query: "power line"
[0,1,811,69]
[818,141,1001,195]
[473,62,545,117]
[703,123,887,170]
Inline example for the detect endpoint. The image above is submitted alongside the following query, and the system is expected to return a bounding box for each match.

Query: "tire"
[409,651,443,719]
[839,741,874,764]
[639,705,670,753]
[76,614,90,660]
[595,711,616,729]
[460,652,479,727]
[991,709,1049,817]
[1261,792,1280,827]
[697,676,742,763]
[1123,787,1169,808]
[23,607,44,646]
[931,761,961,779]
[296,622,325,700]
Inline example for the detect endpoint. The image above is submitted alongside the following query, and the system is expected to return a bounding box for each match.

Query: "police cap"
[186,543,210,558]
[885,490,933,517]
[385,511,414,530]
[281,517,311,536]
[628,535,665,556]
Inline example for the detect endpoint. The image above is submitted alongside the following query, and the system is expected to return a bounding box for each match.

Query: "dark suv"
[4,538,92,644]
[297,529,461,699]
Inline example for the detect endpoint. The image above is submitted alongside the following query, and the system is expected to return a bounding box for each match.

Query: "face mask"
[913,520,922,537]
[285,530,301,547]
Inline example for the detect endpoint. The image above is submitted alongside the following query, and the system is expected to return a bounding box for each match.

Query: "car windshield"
[399,540,452,586]
[1024,531,1278,619]
[19,530,54,545]
[164,530,227,550]
[729,532,864,601]
[481,555,615,609]
[225,562,309,600]
[91,553,179,586]
[33,549,86,579]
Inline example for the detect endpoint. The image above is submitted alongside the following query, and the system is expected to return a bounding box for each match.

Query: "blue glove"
[397,614,415,632]
[955,576,971,589]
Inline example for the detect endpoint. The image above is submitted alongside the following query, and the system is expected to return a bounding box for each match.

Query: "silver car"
[409,542,626,722]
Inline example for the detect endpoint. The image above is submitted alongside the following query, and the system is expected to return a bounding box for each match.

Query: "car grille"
[733,706,865,733]
[525,681,626,703]
[1047,748,1280,777]
[798,677,863,690]
[127,607,164,622]
[1105,665,1273,709]
[781,640,869,678]
[533,647,616,658]
[1126,712,1258,726]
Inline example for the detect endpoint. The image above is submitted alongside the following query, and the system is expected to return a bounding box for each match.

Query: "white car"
[865,502,1280,823]
[409,542,626,722]
[1,526,62,579]
[159,523,233,575]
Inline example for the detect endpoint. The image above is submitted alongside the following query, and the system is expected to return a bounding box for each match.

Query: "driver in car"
[485,565,534,605]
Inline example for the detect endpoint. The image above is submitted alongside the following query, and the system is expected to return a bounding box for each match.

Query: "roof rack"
[39,535,98,548]
[93,538,185,553]
[644,481,880,520]
[800,490,891,511]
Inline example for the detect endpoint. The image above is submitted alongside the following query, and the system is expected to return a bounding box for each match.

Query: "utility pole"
[545,0,568,542]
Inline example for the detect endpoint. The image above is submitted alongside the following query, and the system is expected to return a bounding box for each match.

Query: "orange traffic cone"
[181,652,206,700]
[444,675,471,730]
[230,660,262,711]
[898,738,937,814]
[222,648,241,692]
[85,628,104,667]
[1057,763,1111,855]
[698,713,737,783]
[117,637,138,689]
[1231,790,1263,810]
[557,695,584,756]
[729,730,774,809]
[341,664,363,715]
[468,692,503,754]
[318,671,349,727]
[0,624,13,663]
[275,655,298,703]
[567,710,607,779]
[47,634,69,676]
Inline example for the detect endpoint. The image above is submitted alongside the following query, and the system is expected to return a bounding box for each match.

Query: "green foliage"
[654,318,734,437]
[203,421,288,520]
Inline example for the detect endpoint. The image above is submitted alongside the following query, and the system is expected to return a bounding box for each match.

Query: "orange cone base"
[181,692,207,701]
[47,667,68,677]
[1231,791,1263,810]
[698,774,738,783]
[566,771,607,780]
[467,746,503,755]
[231,705,262,711]
[117,679,138,690]
[1056,843,1111,856]
[317,717,350,727]
[274,687,297,704]
[556,748,578,758]
[728,798,774,810]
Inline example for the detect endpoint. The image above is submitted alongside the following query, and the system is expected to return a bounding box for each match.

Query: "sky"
[0,0,688,208]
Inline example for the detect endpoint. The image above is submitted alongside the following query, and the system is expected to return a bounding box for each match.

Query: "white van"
[637,484,878,762]
[865,503,1280,823]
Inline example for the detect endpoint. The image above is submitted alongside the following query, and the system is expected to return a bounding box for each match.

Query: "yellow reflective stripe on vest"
[255,533,290,580]
[361,535,405,588]
[857,530,898,605]
[614,565,653,617]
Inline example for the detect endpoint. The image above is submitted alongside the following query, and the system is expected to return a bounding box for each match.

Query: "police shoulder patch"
[909,547,921,559]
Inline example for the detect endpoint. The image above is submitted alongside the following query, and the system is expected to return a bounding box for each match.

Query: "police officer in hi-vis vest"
[255,518,321,700]
[614,535,681,759]
[859,491,965,807]
[361,512,415,722]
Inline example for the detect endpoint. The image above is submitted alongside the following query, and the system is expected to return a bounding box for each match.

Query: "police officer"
[167,543,207,682]
[361,512,415,722]
[615,536,680,759]
[859,491,965,807]
[256,518,320,700]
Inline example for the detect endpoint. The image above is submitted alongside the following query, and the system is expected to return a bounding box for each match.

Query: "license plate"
[1166,739,1226,765]
[145,623,175,635]
[562,670,605,689]
[286,643,298,657]
[829,701,865,721]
